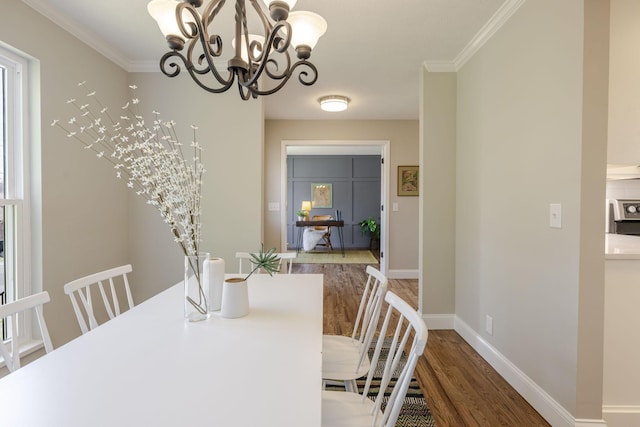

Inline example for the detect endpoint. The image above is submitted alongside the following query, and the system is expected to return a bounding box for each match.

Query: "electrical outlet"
[485,315,493,336]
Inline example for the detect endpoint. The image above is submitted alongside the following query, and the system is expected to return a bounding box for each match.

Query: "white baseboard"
[387,269,418,279]
[453,317,607,427]
[422,313,455,330]
[602,405,640,427]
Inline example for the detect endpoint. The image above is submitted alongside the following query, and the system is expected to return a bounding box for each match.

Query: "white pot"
[221,277,250,318]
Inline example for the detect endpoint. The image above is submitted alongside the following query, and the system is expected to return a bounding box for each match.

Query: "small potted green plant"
[358,217,380,250]
[296,210,308,221]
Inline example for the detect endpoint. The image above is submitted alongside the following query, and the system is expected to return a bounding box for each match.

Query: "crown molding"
[129,61,161,73]
[453,0,526,70]
[422,0,525,74]
[21,0,131,71]
[423,61,457,72]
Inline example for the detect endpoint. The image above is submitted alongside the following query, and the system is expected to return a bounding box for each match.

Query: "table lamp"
[301,201,312,218]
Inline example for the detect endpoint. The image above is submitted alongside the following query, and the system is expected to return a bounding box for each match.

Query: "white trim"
[387,269,418,279]
[425,0,527,73]
[280,140,390,277]
[423,61,456,73]
[454,316,603,427]
[422,314,454,330]
[575,420,608,427]
[21,0,130,71]
[602,405,640,427]
[454,0,527,70]
[129,61,161,73]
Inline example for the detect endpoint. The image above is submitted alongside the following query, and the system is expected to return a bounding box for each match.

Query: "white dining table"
[0,273,324,427]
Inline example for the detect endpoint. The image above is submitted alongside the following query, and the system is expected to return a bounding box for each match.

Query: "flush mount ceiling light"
[319,95,350,112]
[148,0,327,100]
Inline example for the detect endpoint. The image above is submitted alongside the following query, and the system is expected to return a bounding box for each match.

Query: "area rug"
[291,250,378,264]
[325,339,436,427]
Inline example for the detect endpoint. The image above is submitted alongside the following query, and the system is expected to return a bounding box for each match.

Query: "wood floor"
[291,261,550,427]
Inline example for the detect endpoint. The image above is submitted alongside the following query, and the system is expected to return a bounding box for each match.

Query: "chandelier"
[147,0,327,100]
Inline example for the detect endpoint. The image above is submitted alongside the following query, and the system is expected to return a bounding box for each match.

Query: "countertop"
[605,234,640,259]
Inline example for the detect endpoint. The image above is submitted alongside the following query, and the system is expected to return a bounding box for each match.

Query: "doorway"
[280,140,390,275]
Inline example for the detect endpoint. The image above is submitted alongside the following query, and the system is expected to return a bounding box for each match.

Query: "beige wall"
[1,0,129,346]
[608,0,640,163]
[264,120,419,274]
[128,73,264,303]
[448,0,607,422]
[420,72,456,316]
[1,1,264,348]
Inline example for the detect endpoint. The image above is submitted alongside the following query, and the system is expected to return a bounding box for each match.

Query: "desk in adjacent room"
[295,220,345,256]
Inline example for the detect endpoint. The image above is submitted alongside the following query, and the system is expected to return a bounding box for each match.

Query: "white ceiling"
[23,0,517,121]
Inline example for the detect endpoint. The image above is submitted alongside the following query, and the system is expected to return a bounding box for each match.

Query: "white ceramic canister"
[203,257,225,312]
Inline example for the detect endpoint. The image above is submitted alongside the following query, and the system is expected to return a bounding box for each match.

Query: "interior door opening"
[280,140,390,275]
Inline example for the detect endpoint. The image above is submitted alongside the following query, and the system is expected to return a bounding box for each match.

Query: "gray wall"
[286,155,381,249]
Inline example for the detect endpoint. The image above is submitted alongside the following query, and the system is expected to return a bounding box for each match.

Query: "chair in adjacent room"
[0,291,54,373]
[236,251,295,274]
[322,265,388,392]
[63,264,134,334]
[321,291,429,427]
[277,252,296,274]
[311,214,333,251]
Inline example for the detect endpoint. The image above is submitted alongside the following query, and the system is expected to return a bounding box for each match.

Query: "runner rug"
[324,339,436,427]
[292,250,378,264]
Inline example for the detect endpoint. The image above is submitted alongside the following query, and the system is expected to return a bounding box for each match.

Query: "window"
[0,46,32,345]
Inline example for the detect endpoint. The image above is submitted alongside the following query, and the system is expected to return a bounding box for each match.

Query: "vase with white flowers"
[52,82,209,321]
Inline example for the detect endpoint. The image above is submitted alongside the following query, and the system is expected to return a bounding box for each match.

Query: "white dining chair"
[277,252,296,274]
[63,264,133,334]
[0,291,54,373]
[235,252,255,275]
[236,251,294,274]
[321,291,429,427]
[322,265,388,392]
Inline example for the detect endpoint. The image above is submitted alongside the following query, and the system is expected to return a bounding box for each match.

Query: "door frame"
[280,140,390,276]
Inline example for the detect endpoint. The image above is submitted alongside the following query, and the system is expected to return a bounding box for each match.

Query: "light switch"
[549,203,562,228]
[392,202,399,212]
[268,202,280,212]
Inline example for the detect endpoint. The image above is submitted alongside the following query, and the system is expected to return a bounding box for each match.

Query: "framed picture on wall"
[398,165,419,196]
[311,183,332,208]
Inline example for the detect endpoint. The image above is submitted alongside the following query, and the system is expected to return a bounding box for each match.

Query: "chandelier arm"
[175,3,198,40]
[178,5,235,88]
[160,48,236,94]
[238,20,291,88]
[241,60,318,97]
[202,0,227,28]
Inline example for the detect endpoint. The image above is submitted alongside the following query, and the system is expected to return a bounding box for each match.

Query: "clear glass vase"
[184,252,210,322]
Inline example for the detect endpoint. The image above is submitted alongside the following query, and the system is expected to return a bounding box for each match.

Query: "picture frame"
[311,183,332,208]
[398,165,419,196]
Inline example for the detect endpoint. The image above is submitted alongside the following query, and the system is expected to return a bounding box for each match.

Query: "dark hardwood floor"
[291,261,550,427]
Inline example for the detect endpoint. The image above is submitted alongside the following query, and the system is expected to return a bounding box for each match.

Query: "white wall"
[449,0,607,423]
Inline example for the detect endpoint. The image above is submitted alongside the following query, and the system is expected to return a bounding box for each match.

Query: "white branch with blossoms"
[52,82,207,315]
